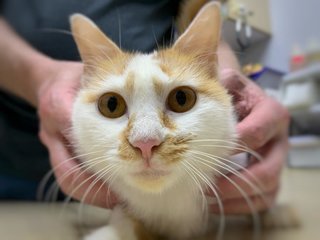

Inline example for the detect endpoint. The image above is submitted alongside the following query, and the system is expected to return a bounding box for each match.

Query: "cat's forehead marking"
[152,77,165,97]
[196,79,232,107]
[96,53,132,77]
[80,91,98,104]
[154,55,172,77]
[159,63,171,76]
[125,71,135,94]
[124,54,170,98]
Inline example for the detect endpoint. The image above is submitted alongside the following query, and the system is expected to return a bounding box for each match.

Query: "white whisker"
[59,161,116,216]
[191,150,266,200]
[188,153,261,239]
[181,162,208,213]
[184,160,225,240]
[46,156,108,202]
[37,150,105,201]
[77,164,120,223]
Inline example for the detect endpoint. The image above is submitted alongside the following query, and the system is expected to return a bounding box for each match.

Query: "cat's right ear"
[70,14,121,67]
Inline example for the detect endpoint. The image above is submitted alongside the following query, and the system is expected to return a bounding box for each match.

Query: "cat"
[69,1,256,240]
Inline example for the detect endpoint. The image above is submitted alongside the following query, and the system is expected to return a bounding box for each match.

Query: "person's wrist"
[27,54,58,107]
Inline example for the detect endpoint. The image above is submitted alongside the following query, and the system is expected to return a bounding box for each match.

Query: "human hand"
[38,60,116,207]
[211,69,290,215]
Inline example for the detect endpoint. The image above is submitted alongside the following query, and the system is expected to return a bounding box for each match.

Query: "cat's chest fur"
[114,176,207,238]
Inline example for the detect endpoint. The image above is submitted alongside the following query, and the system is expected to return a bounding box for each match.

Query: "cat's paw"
[261,204,300,229]
[84,207,139,240]
[84,226,120,240]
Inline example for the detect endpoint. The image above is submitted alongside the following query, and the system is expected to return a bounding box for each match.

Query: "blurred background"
[222,0,320,167]
[221,0,320,239]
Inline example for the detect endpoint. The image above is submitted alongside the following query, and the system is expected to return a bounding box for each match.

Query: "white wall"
[262,0,320,73]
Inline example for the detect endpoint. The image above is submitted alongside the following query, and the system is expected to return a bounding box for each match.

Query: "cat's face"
[71,3,236,194]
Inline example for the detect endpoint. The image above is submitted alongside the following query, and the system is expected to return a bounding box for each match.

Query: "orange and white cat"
[71,2,237,239]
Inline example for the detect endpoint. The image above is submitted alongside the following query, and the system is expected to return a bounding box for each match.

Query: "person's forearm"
[0,18,56,106]
[218,41,240,71]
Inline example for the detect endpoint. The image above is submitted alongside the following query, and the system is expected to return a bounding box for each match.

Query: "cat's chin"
[133,169,169,178]
[125,169,173,193]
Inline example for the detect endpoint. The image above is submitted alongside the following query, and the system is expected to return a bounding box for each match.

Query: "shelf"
[281,64,320,111]
[281,64,320,135]
[282,63,320,84]
[289,135,320,168]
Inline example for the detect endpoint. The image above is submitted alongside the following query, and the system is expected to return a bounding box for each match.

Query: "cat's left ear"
[174,2,221,74]
[70,14,122,72]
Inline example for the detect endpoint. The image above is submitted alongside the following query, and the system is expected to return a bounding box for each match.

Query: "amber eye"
[98,92,126,118]
[167,86,197,113]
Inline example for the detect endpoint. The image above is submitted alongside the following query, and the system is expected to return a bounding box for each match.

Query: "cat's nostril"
[132,139,161,160]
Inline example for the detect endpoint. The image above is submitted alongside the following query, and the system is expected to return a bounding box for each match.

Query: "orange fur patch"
[97,53,132,76]
[118,138,140,161]
[159,62,172,76]
[121,210,158,240]
[80,91,99,104]
[118,114,140,161]
[197,80,232,107]
[83,53,133,89]
[134,220,155,240]
[152,77,165,98]
[125,71,135,94]
[131,176,168,192]
[155,135,193,163]
[80,53,133,104]
[158,111,176,130]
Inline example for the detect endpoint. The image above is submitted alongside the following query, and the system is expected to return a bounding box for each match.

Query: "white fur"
[85,207,137,240]
[72,53,237,239]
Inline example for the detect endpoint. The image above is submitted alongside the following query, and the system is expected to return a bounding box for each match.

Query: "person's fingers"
[38,64,82,136]
[237,97,289,151]
[221,69,264,113]
[220,68,247,91]
[220,69,289,152]
[38,88,74,134]
[40,129,116,208]
[247,136,288,192]
[213,136,287,201]
[210,189,278,215]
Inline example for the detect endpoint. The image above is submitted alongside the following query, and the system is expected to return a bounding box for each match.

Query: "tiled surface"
[0,168,319,240]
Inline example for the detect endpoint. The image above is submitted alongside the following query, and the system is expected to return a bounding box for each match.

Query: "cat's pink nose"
[132,139,161,163]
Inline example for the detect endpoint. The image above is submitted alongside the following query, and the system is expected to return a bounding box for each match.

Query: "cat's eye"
[98,92,126,118]
[167,86,197,113]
